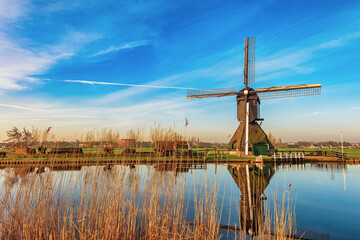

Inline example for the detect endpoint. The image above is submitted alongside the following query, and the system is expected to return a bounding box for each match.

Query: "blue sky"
[0,0,360,142]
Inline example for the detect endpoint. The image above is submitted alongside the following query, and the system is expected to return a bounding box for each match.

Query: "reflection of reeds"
[262,188,296,240]
[0,162,297,239]
[0,165,220,239]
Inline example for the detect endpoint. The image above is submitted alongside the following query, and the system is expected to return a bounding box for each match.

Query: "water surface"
[1,162,359,239]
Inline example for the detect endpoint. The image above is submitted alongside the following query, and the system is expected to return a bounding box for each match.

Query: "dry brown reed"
[261,188,296,240]
[1,126,297,239]
[0,165,220,240]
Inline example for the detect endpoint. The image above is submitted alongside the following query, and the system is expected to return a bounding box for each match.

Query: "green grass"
[337,148,360,158]
[278,148,360,158]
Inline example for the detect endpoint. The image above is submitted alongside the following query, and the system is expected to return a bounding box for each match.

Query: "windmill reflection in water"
[228,163,275,237]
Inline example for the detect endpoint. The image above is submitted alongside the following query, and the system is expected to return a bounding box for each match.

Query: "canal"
[0,162,359,239]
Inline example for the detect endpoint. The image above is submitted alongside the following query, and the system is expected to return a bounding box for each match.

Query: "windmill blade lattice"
[257,85,321,99]
[186,87,238,98]
[247,37,256,86]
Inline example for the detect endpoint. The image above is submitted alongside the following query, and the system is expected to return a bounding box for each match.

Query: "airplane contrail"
[64,80,197,90]
[0,103,48,112]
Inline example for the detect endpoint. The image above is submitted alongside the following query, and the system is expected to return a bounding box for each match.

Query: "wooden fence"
[276,149,346,158]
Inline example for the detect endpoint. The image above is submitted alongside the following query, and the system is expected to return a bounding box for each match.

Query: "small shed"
[155,141,189,156]
[15,147,36,155]
[252,144,268,156]
[118,139,136,148]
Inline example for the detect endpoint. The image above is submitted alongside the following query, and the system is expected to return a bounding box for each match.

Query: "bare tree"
[6,127,22,147]
[22,128,32,146]
[6,127,34,148]
[268,132,277,147]
[149,124,183,146]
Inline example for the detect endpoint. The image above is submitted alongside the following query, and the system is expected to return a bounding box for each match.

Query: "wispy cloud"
[318,31,360,49]
[256,51,314,76]
[350,106,360,110]
[0,94,192,140]
[0,32,100,92]
[0,0,29,22]
[92,40,151,56]
[255,31,360,83]
[0,36,59,91]
[0,103,48,112]
[306,111,321,117]
[0,102,97,119]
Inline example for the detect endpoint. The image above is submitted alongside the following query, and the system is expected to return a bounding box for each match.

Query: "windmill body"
[236,88,260,123]
[187,37,321,155]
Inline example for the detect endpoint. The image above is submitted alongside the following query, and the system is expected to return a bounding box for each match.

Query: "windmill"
[187,37,321,155]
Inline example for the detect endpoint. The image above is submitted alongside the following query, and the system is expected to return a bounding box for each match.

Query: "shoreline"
[1,155,359,168]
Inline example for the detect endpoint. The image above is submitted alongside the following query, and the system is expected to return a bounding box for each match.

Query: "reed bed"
[0,165,220,240]
[262,189,296,240]
[0,162,297,240]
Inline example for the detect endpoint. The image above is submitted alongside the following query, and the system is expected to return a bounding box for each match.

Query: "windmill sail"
[248,37,256,86]
[257,83,321,99]
[186,87,238,99]
[243,37,256,87]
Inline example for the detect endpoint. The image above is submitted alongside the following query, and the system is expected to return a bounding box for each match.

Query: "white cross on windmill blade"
[187,37,321,156]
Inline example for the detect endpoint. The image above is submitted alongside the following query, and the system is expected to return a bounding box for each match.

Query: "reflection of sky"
[179,163,360,239]
[268,164,360,240]
[1,163,359,239]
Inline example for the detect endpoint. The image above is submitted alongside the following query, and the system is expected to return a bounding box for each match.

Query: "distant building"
[154,141,189,156]
[118,139,136,148]
[287,142,299,148]
[309,144,320,149]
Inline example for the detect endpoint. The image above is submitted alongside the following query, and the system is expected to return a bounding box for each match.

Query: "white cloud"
[0,103,48,112]
[0,36,59,91]
[255,31,360,83]
[0,94,192,141]
[92,40,151,56]
[350,106,360,110]
[0,0,103,93]
[318,31,360,49]
[257,51,311,75]
[306,111,321,117]
[0,28,101,92]
[0,0,29,21]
